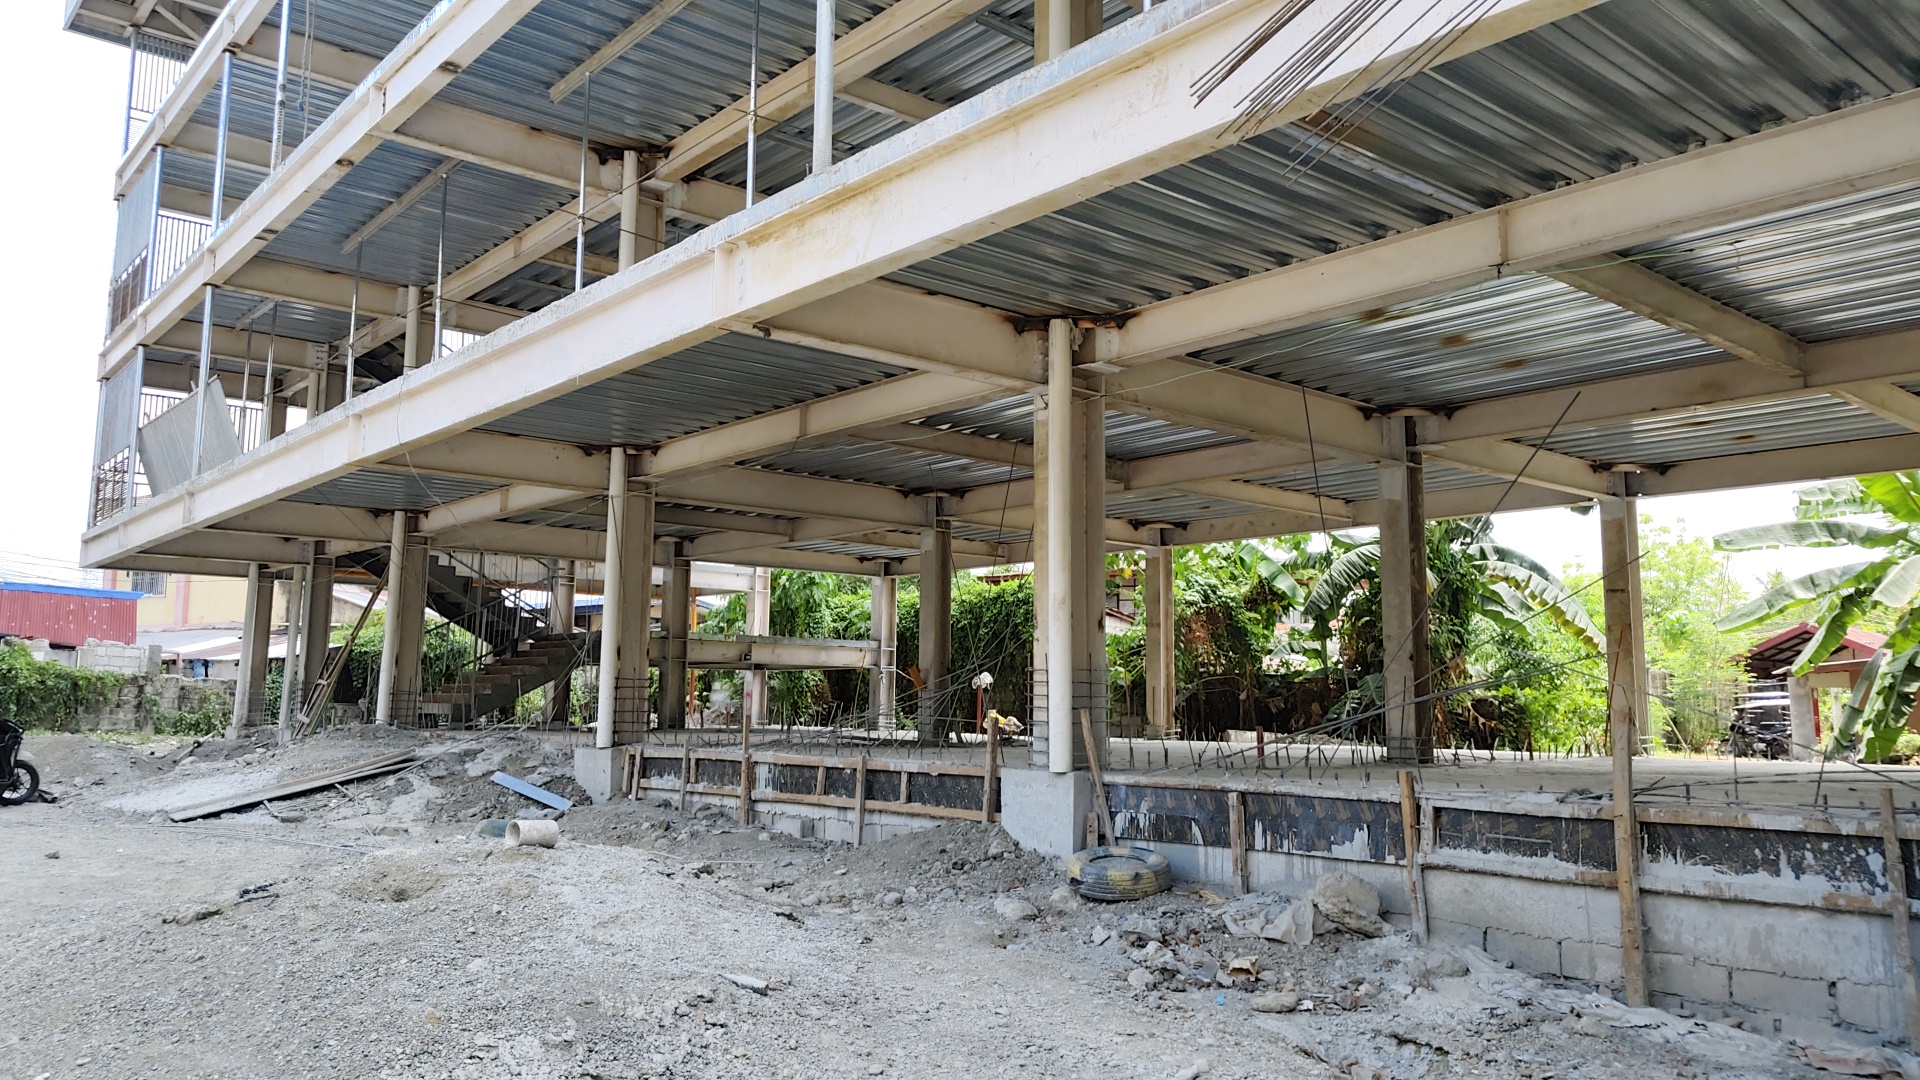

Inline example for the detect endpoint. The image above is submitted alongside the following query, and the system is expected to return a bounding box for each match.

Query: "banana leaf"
[1714,560,1883,632]
[1714,520,1908,552]
[1795,478,1877,520]
[1861,473,1920,525]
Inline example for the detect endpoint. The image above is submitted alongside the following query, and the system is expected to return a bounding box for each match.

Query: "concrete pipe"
[505,818,560,848]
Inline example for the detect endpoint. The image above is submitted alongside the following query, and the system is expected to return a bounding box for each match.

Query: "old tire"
[1065,845,1173,902]
[1,762,39,806]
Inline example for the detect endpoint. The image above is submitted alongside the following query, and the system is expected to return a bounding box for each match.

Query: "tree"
[1301,518,1600,734]
[1715,472,1920,760]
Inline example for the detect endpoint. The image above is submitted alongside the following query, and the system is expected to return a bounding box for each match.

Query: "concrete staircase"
[422,631,598,725]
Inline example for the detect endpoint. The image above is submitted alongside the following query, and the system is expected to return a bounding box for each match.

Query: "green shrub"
[0,641,125,730]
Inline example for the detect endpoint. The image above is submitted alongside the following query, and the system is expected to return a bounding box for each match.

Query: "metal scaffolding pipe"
[433,169,449,360]
[1045,317,1075,773]
[812,0,835,175]
[191,284,216,475]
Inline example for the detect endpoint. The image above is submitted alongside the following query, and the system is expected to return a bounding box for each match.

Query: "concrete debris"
[1251,990,1301,1013]
[720,972,770,996]
[1309,871,1387,938]
[993,896,1039,921]
[1802,1044,1920,1079]
[162,903,223,925]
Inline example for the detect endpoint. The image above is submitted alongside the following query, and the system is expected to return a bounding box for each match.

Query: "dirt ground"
[0,729,1886,1080]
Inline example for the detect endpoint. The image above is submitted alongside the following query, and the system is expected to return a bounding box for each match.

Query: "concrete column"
[265,389,287,439]
[1077,380,1109,762]
[871,571,898,728]
[595,449,655,747]
[300,547,335,716]
[740,566,772,729]
[1378,416,1432,764]
[402,284,424,371]
[917,519,954,744]
[277,562,308,742]
[541,559,576,724]
[230,562,273,738]
[1033,0,1101,61]
[389,534,428,726]
[1789,674,1817,761]
[1143,544,1175,737]
[375,514,410,724]
[1032,319,1106,771]
[661,548,693,728]
[618,151,666,270]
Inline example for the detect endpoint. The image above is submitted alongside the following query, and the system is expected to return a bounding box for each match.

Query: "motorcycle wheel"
[0,762,38,806]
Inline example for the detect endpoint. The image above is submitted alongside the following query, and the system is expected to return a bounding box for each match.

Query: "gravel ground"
[0,730,1872,1080]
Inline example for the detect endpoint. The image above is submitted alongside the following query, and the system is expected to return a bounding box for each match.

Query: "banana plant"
[1714,472,1920,760]
[1301,519,1602,654]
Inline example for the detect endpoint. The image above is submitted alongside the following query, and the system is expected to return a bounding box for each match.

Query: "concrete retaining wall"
[1104,774,1920,1047]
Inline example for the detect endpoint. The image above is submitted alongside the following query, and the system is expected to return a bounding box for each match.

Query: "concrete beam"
[1430,326,1920,444]
[1099,88,1920,368]
[1548,259,1805,377]
[1424,436,1609,497]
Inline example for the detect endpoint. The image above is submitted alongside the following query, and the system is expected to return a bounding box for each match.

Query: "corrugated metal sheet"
[1628,183,1920,343]
[950,520,1030,545]
[1190,275,1721,410]
[744,441,1028,492]
[1524,395,1912,466]
[1106,489,1264,524]
[0,583,141,648]
[788,539,919,560]
[287,468,502,511]
[1244,460,1504,503]
[260,142,575,287]
[918,397,1239,459]
[481,333,906,446]
[889,0,1920,315]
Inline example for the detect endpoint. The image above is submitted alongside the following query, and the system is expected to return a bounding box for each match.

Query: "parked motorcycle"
[1,718,38,805]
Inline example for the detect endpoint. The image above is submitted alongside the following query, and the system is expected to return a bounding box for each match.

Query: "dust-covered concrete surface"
[0,730,1885,1080]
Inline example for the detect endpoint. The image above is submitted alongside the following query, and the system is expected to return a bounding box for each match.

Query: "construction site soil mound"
[0,730,1884,1079]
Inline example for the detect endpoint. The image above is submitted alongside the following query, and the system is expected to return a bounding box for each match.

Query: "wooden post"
[738,710,753,825]
[1398,770,1428,944]
[678,743,692,812]
[1602,496,1650,1007]
[852,753,869,847]
[1879,788,1920,1040]
[1229,789,1248,895]
[982,723,999,824]
[898,769,911,807]
[1080,708,1116,847]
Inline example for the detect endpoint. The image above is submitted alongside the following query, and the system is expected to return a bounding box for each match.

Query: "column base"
[573,745,626,804]
[998,768,1094,858]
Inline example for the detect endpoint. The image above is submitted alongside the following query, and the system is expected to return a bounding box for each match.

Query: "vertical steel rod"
[209,52,234,230]
[191,284,216,475]
[271,0,292,167]
[434,169,449,360]
[745,0,761,206]
[262,304,278,443]
[812,0,835,175]
[575,71,592,294]
[344,245,362,402]
[122,27,140,152]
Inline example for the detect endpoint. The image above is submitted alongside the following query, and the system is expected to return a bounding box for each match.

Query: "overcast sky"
[0,15,1865,596]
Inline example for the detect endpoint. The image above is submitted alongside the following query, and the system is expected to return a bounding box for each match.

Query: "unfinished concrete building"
[69,0,1920,1043]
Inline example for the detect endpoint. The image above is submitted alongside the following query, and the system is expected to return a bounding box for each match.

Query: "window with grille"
[128,570,168,596]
